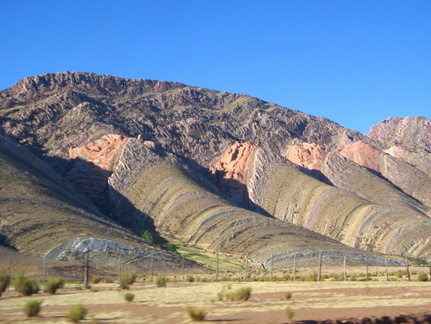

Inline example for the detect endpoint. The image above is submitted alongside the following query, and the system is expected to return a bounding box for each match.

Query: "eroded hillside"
[1,72,431,265]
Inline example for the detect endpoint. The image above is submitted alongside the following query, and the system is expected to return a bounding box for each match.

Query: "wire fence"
[2,249,430,285]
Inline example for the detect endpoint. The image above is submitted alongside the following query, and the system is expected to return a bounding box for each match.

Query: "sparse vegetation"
[156,275,167,287]
[24,299,43,317]
[119,272,136,289]
[186,275,195,282]
[124,292,135,302]
[13,273,39,296]
[0,269,10,297]
[44,278,65,294]
[90,277,101,284]
[66,304,87,323]
[186,306,206,321]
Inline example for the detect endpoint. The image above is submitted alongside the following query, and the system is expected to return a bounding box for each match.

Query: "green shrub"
[167,243,177,253]
[0,269,10,297]
[13,273,39,296]
[156,275,167,287]
[142,230,154,243]
[24,299,43,317]
[418,272,428,282]
[44,278,65,294]
[283,291,292,300]
[119,273,136,289]
[124,292,135,302]
[186,306,206,321]
[66,304,87,323]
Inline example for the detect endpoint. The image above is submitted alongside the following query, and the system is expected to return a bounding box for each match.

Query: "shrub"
[44,278,65,294]
[13,273,39,296]
[286,306,295,321]
[90,277,101,284]
[307,270,318,281]
[66,304,87,323]
[225,287,252,301]
[119,273,136,289]
[0,269,10,297]
[418,272,428,282]
[124,292,135,302]
[167,243,177,253]
[283,291,292,300]
[186,306,206,321]
[186,275,195,282]
[24,299,43,317]
[142,230,154,243]
[156,275,167,287]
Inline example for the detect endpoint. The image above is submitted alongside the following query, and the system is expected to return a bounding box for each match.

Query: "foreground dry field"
[1,280,431,323]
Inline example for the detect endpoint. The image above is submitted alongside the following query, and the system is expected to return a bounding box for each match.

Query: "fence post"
[243,253,248,280]
[151,253,154,282]
[365,255,369,281]
[405,256,410,281]
[182,254,185,282]
[293,254,297,281]
[318,252,322,282]
[216,251,219,282]
[343,255,347,281]
[270,254,273,281]
[43,255,47,283]
[385,258,389,281]
[118,252,122,283]
[84,252,89,289]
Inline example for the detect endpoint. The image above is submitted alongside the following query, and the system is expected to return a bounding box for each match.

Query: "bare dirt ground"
[2,280,431,323]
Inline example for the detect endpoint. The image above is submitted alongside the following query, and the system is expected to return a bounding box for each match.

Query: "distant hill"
[1,71,430,267]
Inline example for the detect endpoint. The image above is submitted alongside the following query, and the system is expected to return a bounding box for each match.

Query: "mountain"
[1,71,430,267]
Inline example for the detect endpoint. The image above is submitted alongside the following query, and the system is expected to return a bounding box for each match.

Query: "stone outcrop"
[209,142,256,205]
[286,142,327,171]
[66,134,129,202]
[340,140,382,173]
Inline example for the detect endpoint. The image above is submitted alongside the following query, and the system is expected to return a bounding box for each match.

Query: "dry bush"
[218,286,252,301]
[418,272,428,282]
[119,273,136,289]
[24,299,43,317]
[186,306,206,321]
[156,275,167,287]
[44,278,65,294]
[13,273,39,296]
[283,291,292,300]
[124,292,135,302]
[66,304,87,323]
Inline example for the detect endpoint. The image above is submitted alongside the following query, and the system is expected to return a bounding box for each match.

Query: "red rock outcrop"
[210,142,256,204]
[340,140,382,173]
[66,134,130,202]
[286,142,327,171]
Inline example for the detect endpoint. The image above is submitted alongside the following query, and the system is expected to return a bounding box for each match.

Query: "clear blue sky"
[1,1,430,134]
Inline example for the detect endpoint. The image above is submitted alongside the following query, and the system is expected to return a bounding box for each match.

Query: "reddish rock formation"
[210,142,256,205]
[340,141,382,173]
[286,142,327,171]
[66,134,129,202]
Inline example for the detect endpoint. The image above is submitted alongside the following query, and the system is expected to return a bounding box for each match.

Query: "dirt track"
[1,280,431,323]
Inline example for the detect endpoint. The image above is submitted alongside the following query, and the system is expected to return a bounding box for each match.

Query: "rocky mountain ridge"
[1,72,431,267]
